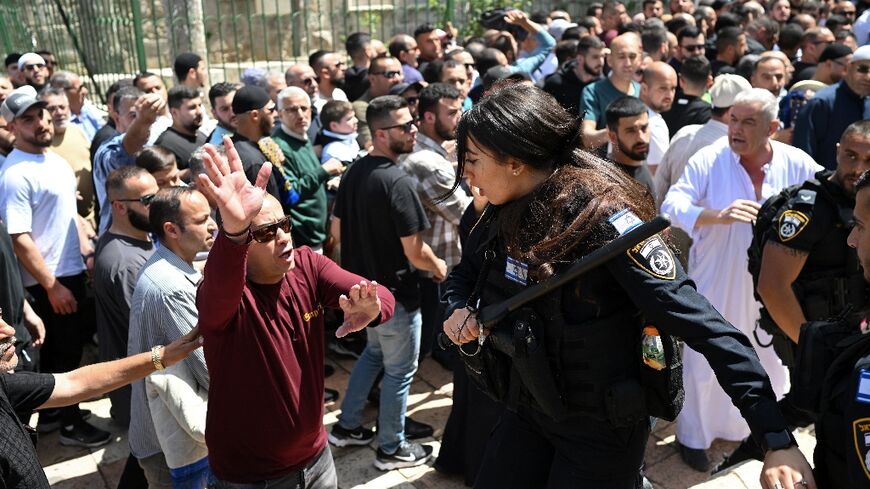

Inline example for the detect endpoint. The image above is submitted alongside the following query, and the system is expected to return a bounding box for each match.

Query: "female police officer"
[441,83,815,489]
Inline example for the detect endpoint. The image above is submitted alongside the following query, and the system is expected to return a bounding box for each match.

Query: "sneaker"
[374,441,433,471]
[677,442,710,472]
[404,417,434,440]
[711,436,764,474]
[328,424,374,447]
[59,420,111,448]
[37,409,91,433]
[324,388,339,405]
[327,335,365,359]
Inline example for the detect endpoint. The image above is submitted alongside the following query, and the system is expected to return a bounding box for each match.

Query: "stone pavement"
[36,353,817,489]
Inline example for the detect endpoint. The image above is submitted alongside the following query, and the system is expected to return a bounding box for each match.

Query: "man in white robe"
[661,88,822,471]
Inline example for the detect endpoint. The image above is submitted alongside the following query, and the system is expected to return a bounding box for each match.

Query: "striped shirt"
[127,245,208,459]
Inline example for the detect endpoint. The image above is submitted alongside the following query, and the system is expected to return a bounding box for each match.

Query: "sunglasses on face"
[371,70,402,79]
[113,193,156,206]
[23,63,45,71]
[251,216,292,243]
[682,44,705,52]
[856,64,870,74]
[378,120,415,133]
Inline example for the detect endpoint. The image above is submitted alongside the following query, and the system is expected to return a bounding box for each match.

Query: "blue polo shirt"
[793,80,870,170]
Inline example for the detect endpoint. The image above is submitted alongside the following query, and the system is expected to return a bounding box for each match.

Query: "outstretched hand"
[335,281,382,338]
[760,446,816,489]
[196,137,273,234]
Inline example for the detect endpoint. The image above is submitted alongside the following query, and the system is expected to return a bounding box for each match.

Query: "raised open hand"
[335,281,382,338]
[196,136,273,234]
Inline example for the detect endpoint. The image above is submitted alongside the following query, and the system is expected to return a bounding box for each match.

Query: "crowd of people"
[1,0,870,487]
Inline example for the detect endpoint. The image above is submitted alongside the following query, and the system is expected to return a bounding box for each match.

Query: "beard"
[584,62,602,77]
[259,115,274,137]
[24,132,52,148]
[332,74,346,88]
[435,117,455,141]
[128,208,152,232]
[617,138,649,161]
[183,116,203,133]
[389,136,414,155]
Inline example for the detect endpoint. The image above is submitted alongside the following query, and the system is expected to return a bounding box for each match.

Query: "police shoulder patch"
[627,234,676,280]
[778,210,810,242]
[795,189,817,206]
[853,416,870,480]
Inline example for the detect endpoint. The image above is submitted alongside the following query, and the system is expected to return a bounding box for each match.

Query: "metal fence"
[1,0,590,102]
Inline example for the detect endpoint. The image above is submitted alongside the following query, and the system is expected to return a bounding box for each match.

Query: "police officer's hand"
[443,307,480,345]
[760,446,816,489]
[718,199,762,224]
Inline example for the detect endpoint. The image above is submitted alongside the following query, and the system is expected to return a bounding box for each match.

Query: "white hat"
[17,52,45,71]
[548,19,578,41]
[852,45,870,63]
[710,74,753,108]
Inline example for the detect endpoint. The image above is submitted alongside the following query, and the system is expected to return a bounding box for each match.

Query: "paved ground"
[35,353,816,489]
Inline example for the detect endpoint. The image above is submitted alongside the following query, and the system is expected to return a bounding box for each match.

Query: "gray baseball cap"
[1,86,46,122]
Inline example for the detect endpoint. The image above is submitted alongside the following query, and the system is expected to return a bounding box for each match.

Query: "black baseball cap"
[819,43,853,63]
[231,85,271,114]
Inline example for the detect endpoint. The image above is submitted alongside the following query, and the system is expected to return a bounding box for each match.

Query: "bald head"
[611,32,642,51]
[254,194,285,227]
[285,64,317,97]
[641,61,678,113]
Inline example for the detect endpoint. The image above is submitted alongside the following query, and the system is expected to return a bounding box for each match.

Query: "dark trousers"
[27,273,87,425]
[210,446,337,489]
[419,278,442,357]
[474,408,649,489]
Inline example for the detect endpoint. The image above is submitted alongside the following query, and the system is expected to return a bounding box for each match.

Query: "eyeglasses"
[833,9,855,17]
[404,96,419,105]
[371,71,402,79]
[251,216,292,243]
[301,77,317,85]
[23,63,45,71]
[377,120,415,133]
[855,64,870,74]
[263,105,277,114]
[681,44,705,52]
[282,105,310,113]
[464,63,476,70]
[113,193,156,206]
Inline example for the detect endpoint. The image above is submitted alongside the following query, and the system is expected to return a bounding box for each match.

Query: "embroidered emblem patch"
[778,210,809,242]
[608,209,643,236]
[796,189,817,205]
[505,256,529,285]
[627,235,676,280]
[853,417,870,479]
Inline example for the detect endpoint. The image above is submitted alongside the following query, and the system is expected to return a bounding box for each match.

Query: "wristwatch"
[761,429,797,452]
[151,346,165,371]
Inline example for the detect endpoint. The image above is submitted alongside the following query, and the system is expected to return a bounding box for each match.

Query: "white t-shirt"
[0,149,85,286]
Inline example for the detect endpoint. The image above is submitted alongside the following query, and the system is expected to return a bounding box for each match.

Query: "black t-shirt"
[0,372,54,488]
[790,62,818,88]
[154,127,202,170]
[230,135,281,202]
[542,62,597,117]
[333,155,429,308]
[615,161,656,202]
[661,95,712,135]
[0,223,31,358]
[710,59,737,77]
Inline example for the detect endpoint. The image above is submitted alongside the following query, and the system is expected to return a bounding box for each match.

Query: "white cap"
[17,52,45,71]
[852,45,870,63]
[548,19,578,41]
[710,74,753,108]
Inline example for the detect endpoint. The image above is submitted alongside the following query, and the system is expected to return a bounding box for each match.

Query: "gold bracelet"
[151,346,165,371]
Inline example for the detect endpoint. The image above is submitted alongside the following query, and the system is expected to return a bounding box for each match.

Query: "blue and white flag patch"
[857,369,870,404]
[608,209,643,236]
[505,256,529,285]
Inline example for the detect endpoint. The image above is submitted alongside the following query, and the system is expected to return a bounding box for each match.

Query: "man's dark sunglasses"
[377,120,415,133]
[856,65,870,74]
[251,216,292,243]
[371,70,402,79]
[682,44,705,52]
[113,193,156,205]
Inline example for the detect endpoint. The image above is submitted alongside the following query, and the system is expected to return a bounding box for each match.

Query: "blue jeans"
[337,302,421,453]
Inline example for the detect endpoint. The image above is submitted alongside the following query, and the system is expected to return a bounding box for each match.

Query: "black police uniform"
[761,169,867,369]
[444,204,795,489]
[812,323,870,488]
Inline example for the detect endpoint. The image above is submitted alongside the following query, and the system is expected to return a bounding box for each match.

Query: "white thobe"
[647,109,670,171]
[661,138,822,449]
[654,119,728,209]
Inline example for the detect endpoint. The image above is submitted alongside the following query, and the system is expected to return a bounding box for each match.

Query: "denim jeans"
[337,302,421,453]
[209,447,336,489]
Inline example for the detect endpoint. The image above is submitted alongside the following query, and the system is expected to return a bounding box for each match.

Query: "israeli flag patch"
[505,256,529,285]
[857,369,870,404]
[608,209,643,236]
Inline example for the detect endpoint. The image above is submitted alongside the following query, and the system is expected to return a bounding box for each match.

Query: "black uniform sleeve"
[605,234,789,438]
[768,190,832,253]
[843,367,870,487]
[0,372,55,412]
[442,206,491,317]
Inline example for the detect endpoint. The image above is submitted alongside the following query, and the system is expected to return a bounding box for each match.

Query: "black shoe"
[404,417,434,440]
[324,388,339,404]
[328,424,374,447]
[59,420,112,448]
[677,442,710,472]
[328,335,365,359]
[711,437,764,474]
[324,364,335,377]
[374,441,433,471]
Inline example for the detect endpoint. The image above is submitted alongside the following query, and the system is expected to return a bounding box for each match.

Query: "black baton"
[438,214,671,349]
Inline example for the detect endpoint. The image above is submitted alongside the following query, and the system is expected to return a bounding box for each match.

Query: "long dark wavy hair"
[451,83,656,280]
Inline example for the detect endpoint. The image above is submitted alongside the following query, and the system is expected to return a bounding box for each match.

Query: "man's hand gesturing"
[196,137,273,236]
[335,281,382,338]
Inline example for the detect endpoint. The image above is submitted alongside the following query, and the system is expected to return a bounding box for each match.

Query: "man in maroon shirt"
[195,138,396,488]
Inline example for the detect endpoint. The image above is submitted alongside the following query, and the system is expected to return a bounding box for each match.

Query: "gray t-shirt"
[94,232,154,363]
